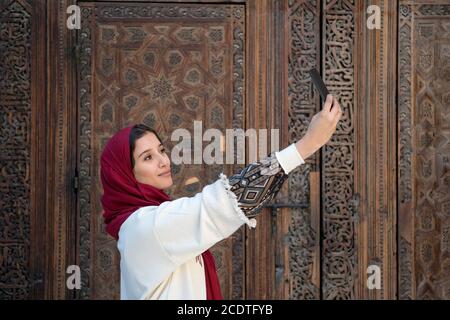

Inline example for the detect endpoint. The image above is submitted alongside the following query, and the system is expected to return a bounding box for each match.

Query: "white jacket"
[117,143,304,299]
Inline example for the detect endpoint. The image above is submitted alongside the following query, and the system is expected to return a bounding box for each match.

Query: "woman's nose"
[158,156,169,167]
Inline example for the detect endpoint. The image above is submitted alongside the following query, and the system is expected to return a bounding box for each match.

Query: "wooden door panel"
[398,1,450,300]
[77,2,245,299]
[0,0,47,299]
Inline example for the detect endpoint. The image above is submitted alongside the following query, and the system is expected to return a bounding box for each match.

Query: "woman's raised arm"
[226,94,342,221]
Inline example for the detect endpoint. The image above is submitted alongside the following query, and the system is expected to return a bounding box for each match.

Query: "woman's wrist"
[295,134,320,160]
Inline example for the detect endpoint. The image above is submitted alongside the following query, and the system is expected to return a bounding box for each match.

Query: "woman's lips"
[159,171,171,177]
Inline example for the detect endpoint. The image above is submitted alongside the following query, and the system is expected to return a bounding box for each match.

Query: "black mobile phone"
[309,68,330,102]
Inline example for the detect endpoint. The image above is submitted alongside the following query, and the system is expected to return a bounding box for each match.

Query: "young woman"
[101,95,341,300]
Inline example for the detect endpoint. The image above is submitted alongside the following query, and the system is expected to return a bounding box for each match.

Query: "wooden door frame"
[356,0,398,299]
[45,0,78,299]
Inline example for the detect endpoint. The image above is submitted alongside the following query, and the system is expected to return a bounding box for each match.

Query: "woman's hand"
[295,94,342,160]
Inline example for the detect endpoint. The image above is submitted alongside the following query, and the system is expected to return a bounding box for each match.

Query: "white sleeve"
[274,143,305,174]
[149,175,254,265]
[117,175,251,299]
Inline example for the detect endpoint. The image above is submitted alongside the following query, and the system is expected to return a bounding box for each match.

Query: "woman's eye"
[144,155,152,161]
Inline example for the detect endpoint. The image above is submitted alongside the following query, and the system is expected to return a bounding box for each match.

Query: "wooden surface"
[0,0,449,299]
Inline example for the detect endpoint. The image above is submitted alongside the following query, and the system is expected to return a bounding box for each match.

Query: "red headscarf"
[101,125,222,300]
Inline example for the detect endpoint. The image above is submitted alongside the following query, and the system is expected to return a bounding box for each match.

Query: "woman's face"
[132,132,173,190]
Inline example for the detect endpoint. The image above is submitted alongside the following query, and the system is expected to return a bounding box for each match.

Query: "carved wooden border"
[0,0,49,299]
[321,0,358,300]
[398,0,414,300]
[0,0,33,299]
[287,0,321,300]
[230,5,246,300]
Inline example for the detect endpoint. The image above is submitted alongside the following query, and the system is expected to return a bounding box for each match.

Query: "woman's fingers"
[332,99,342,120]
[320,96,341,132]
[329,99,341,131]
[330,98,339,115]
[323,94,333,112]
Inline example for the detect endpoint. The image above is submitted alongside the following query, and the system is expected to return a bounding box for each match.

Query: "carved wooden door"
[2,0,450,300]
